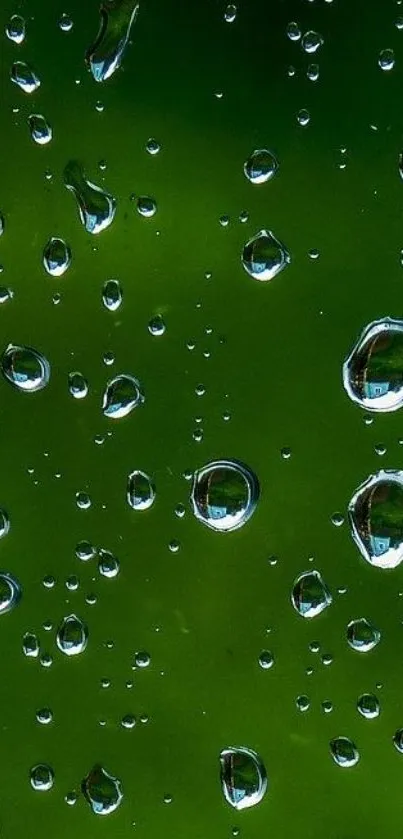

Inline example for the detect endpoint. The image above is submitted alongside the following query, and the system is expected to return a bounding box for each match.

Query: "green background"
[1,0,403,835]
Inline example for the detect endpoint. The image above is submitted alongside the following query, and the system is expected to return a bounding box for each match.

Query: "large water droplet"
[43,237,71,277]
[127,470,156,510]
[220,747,267,810]
[348,469,403,568]
[68,371,88,399]
[2,345,50,392]
[0,572,21,614]
[11,61,40,93]
[357,693,380,719]
[56,614,88,656]
[86,0,139,82]
[291,570,332,618]
[82,765,123,815]
[242,229,290,281]
[330,737,359,768]
[191,460,259,532]
[28,114,52,145]
[6,15,26,44]
[30,764,54,791]
[64,160,116,235]
[347,617,380,652]
[102,374,144,419]
[244,149,278,184]
[102,279,122,311]
[301,30,323,53]
[343,318,403,412]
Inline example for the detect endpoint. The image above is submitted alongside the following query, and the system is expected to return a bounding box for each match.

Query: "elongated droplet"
[82,764,123,815]
[64,160,116,234]
[291,570,332,618]
[102,279,122,311]
[56,614,88,656]
[30,764,54,791]
[191,460,259,532]
[348,469,403,568]
[98,549,120,578]
[11,61,40,93]
[28,114,52,145]
[0,572,20,614]
[68,371,88,399]
[330,737,359,768]
[6,15,26,44]
[23,631,40,658]
[220,747,267,810]
[2,345,50,392]
[244,149,278,184]
[242,229,290,281]
[43,237,71,277]
[127,470,155,510]
[102,374,144,419]
[86,0,139,82]
[347,617,380,652]
[343,318,403,412]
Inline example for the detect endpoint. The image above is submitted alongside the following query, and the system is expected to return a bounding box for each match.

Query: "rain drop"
[301,30,323,53]
[102,279,122,311]
[127,470,156,510]
[190,459,259,532]
[98,549,120,578]
[68,371,88,399]
[220,747,267,810]
[43,237,71,277]
[148,315,165,336]
[2,345,50,392]
[56,614,88,656]
[347,618,380,653]
[224,4,237,22]
[6,14,26,44]
[86,0,139,82]
[136,196,157,217]
[64,160,116,235]
[82,764,123,815]
[357,693,380,719]
[393,729,403,753]
[244,149,278,184]
[0,572,21,614]
[330,737,359,768]
[11,61,40,93]
[23,631,39,657]
[379,48,395,70]
[102,374,144,419]
[291,570,332,619]
[242,229,290,282]
[28,114,52,145]
[348,469,403,568]
[30,764,54,791]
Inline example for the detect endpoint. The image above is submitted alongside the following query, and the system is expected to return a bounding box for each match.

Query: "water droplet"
[98,549,120,578]
[30,764,54,791]
[136,196,157,217]
[2,345,50,393]
[330,737,359,768]
[0,214,4,236]
[291,570,332,619]
[68,371,88,399]
[11,61,40,93]
[0,572,21,614]
[121,714,136,729]
[76,491,91,510]
[331,512,344,527]
[76,540,96,561]
[379,48,395,70]
[322,700,333,713]
[127,470,156,510]
[103,374,144,419]
[0,510,10,539]
[191,460,259,532]
[23,631,39,657]
[393,729,403,752]
[82,764,123,815]
[135,650,151,668]
[347,618,380,652]
[146,137,160,154]
[43,237,71,277]
[56,614,88,656]
[297,108,310,126]
[65,791,78,806]
[220,747,267,810]
[102,279,122,311]
[36,707,53,724]
[86,0,139,82]
[348,469,403,568]
[148,315,165,335]
[224,4,237,22]
[357,693,380,719]
[28,114,52,145]
[64,160,116,234]
[286,21,301,41]
[258,650,274,669]
[59,13,73,31]
[307,63,319,81]
[242,229,290,281]
[343,318,403,412]
[6,14,26,44]
[244,149,278,185]
[301,30,323,53]
[296,694,310,712]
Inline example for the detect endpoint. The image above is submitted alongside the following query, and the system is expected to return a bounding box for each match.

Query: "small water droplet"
[307,63,319,81]
[82,764,123,815]
[103,374,144,419]
[394,729,403,752]
[56,614,88,656]
[65,791,78,806]
[348,469,403,568]
[28,114,52,145]
[127,470,156,510]
[11,61,40,93]
[64,160,116,234]
[59,13,73,31]
[68,371,88,399]
[191,460,259,532]
[224,4,237,22]
[23,631,39,657]
[347,617,380,652]
[297,108,310,126]
[258,650,274,669]
[291,570,332,618]
[136,196,157,217]
[357,693,380,719]
[102,279,122,311]
[146,137,160,155]
[330,737,359,768]
[379,48,395,70]
[343,318,403,411]
[6,14,26,44]
[135,650,150,668]
[301,30,323,53]
[36,707,53,724]
[244,149,278,185]
[76,540,96,561]
[331,512,344,527]
[242,229,290,281]
[148,315,165,335]
[43,237,71,276]
[296,694,310,712]
[322,700,333,713]
[220,747,267,810]
[86,0,139,82]
[76,491,91,510]
[30,764,54,791]
[286,21,301,41]
[98,549,120,578]
[2,344,50,392]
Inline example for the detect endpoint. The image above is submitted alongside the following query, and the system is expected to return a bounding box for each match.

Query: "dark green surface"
[1,0,403,835]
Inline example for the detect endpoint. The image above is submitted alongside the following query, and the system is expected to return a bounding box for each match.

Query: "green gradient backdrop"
[1,0,403,836]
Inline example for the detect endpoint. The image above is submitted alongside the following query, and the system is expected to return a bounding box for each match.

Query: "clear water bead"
[127,470,156,510]
[220,747,267,810]
[379,48,395,70]
[56,614,88,656]
[68,371,88,399]
[29,114,52,145]
[102,279,122,311]
[190,460,259,532]
[330,737,359,768]
[357,693,380,719]
[6,15,26,44]
[86,0,139,82]
[30,764,54,791]
[2,345,50,392]
[82,764,123,815]
[348,469,403,568]
[64,160,116,235]
[347,617,380,652]
[0,572,21,614]
[244,149,278,184]
[102,374,144,419]
[291,570,332,619]
[242,230,290,281]
[343,318,403,412]
[11,61,40,93]
[43,237,71,277]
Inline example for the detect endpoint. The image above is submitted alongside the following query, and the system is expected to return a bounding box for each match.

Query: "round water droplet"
[220,747,267,810]
[286,21,301,41]
[29,114,52,145]
[296,694,310,712]
[330,737,359,768]
[121,714,136,729]
[146,138,160,155]
[82,765,123,815]
[301,30,323,53]
[76,491,91,510]
[102,279,122,311]
[343,318,403,412]
[297,108,310,126]
[68,371,88,399]
[6,14,26,43]
[190,460,259,532]
[11,61,40,93]
[348,469,403,568]
[224,4,237,22]
[136,196,157,217]
[244,149,278,185]
[59,13,73,31]
[30,764,54,791]
[56,614,88,656]
[0,572,21,614]
[242,229,290,281]
[291,570,332,618]
[379,48,395,70]
[98,549,120,578]
[148,315,165,336]
[2,344,50,392]
[347,618,380,653]
[43,237,71,277]
[127,470,156,511]
[23,631,39,657]
[36,707,53,725]
[357,693,380,719]
[393,729,403,752]
[135,650,150,668]
[258,650,274,669]
[102,374,144,419]
[307,63,319,81]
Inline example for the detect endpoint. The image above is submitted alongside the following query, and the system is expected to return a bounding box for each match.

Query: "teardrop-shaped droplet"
[244,149,278,184]
[30,764,54,791]
[102,279,122,311]
[191,460,259,532]
[219,747,267,810]
[11,61,40,93]
[64,160,116,234]
[242,229,290,281]
[43,237,71,277]
[330,737,359,768]
[0,572,20,614]
[343,318,403,412]
[357,693,380,719]
[127,470,156,510]
[28,114,52,145]
[348,469,403,568]
[56,614,88,656]
[86,0,139,82]
[102,374,144,419]
[82,764,123,815]
[98,549,120,578]
[23,631,40,658]
[6,14,26,44]
[68,371,88,399]
[2,344,50,392]
[291,570,332,619]
[347,617,380,652]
